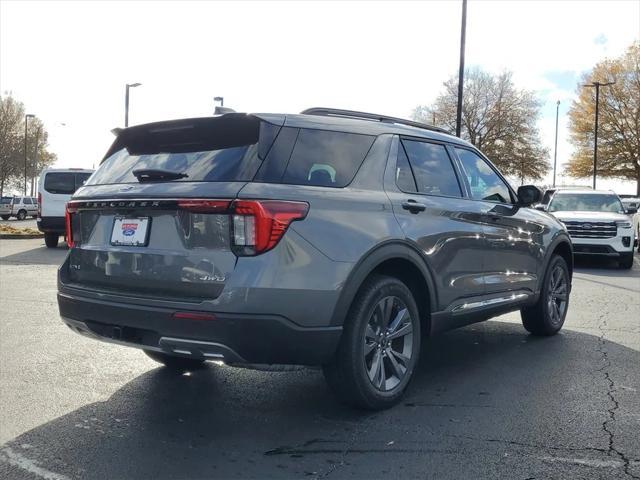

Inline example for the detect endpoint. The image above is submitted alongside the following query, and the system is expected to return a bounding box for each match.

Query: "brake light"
[37,193,41,217]
[232,200,309,255]
[177,199,231,213]
[65,202,79,247]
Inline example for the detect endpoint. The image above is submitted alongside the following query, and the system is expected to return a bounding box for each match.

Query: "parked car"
[0,196,38,220]
[58,109,573,409]
[37,168,94,247]
[540,189,636,268]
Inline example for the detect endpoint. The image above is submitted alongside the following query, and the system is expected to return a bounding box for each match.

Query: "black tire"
[619,253,634,270]
[0,215,9,220]
[144,350,206,371]
[521,255,570,336]
[44,233,59,248]
[17,210,27,220]
[323,275,421,410]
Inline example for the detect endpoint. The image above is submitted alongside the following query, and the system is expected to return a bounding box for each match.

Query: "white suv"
[543,189,636,269]
[0,196,38,220]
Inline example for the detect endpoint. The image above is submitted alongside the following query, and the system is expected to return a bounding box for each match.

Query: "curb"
[0,234,43,239]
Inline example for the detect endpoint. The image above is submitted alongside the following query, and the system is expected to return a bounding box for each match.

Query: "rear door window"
[75,173,92,190]
[44,173,76,194]
[401,140,462,197]
[23,198,32,204]
[281,129,375,187]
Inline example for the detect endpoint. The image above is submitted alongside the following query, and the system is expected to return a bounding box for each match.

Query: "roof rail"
[300,107,450,135]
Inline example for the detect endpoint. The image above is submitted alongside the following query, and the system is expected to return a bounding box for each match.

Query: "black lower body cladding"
[57,292,342,365]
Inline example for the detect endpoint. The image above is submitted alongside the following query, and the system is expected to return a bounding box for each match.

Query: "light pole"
[214,96,224,107]
[30,125,42,196]
[552,100,560,187]
[455,0,468,137]
[125,82,142,127]
[24,114,35,196]
[583,81,614,189]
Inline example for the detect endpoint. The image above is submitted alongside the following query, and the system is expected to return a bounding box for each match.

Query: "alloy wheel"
[547,265,568,326]
[363,296,414,392]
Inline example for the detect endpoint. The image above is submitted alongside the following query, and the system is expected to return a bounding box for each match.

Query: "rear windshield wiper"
[132,169,189,183]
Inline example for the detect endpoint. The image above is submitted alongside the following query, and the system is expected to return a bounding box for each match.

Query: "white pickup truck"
[539,189,636,269]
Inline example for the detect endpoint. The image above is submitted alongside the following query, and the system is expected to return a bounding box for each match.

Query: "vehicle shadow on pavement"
[0,244,68,266]
[2,321,638,479]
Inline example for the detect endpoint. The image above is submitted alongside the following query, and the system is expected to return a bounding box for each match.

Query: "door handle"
[402,200,427,213]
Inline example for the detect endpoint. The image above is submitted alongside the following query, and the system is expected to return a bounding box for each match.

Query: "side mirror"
[626,207,638,214]
[534,204,548,211]
[517,185,543,207]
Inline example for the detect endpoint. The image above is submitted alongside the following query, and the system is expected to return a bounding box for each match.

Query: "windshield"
[549,193,624,213]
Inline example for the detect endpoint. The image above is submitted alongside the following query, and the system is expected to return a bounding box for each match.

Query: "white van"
[37,168,94,247]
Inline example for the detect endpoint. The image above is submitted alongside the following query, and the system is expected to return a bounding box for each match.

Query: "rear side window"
[87,116,276,185]
[23,198,32,205]
[401,140,462,197]
[281,129,375,188]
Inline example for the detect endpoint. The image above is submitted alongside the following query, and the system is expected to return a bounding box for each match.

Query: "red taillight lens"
[37,193,41,217]
[232,200,309,255]
[177,199,231,213]
[65,202,78,247]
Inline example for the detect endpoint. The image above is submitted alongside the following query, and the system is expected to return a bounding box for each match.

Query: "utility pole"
[455,0,468,137]
[552,100,560,187]
[583,81,614,189]
[24,114,34,196]
[124,82,142,127]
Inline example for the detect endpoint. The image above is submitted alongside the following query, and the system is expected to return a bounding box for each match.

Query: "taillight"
[65,202,79,247]
[37,193,41,217]
[231,200,309,255]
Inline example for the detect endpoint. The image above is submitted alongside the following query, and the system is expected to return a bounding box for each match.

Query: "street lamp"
[455,0,468,138]
[583,81,614,189]
[552,100,560,187]
[24,114,35,196]
[214,96,224,107]
[125,82,142,127]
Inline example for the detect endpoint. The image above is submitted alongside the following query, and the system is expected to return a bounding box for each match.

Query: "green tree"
[567,42,640,195]
[413,68,550,184]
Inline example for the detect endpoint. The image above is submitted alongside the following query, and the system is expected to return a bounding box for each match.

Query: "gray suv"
[58,109,573,409]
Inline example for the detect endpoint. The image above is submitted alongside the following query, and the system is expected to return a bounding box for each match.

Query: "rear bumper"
[58,292,342,365]
[37,216,65,233]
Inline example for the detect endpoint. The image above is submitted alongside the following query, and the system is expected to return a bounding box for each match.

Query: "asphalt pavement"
[0,238,638,479]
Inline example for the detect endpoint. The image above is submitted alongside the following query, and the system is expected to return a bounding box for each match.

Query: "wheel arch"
[330,241,437,332]
[539,234,573,294]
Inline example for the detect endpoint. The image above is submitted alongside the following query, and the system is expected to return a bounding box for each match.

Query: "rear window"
[87,115,275,186]
[281,129,375,187]
[44,172,93,194]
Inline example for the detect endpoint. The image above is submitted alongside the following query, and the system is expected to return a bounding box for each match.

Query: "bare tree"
[414,68,550,183]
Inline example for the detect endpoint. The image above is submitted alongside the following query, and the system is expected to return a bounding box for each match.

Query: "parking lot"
[0,238,638,479]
